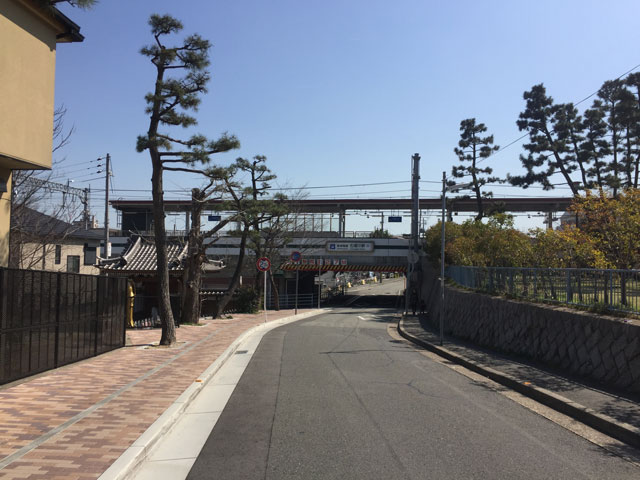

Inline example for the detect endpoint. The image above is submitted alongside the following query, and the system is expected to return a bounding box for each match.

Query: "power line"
[477,61,640,165]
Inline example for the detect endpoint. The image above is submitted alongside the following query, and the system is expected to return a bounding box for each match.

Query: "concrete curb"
[99,310,325,480]
[397,316,640,450]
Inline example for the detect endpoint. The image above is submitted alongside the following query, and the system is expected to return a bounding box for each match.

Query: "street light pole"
[440,171,446,346]
[440,175,473,346]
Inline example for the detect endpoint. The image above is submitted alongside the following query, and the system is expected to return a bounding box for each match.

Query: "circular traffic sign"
[290,251,302,262]
[256,257,271,272]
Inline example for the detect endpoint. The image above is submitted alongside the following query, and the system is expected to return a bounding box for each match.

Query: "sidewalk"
[0,309,315,480]
[399,314,640,449]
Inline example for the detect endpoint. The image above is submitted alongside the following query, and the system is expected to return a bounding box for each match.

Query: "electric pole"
[411,153,420,252]
[103,153,111,258]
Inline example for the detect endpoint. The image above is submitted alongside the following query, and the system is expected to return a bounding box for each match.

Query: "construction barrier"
[279,262,407,273]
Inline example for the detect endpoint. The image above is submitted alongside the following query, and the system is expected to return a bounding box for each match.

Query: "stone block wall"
[419,259,640,393]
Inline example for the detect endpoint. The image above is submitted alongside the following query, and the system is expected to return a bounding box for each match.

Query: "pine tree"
[137,15,239,345]
[510,84,581,195]
[207,157,287,318]
[579,101,610,189]
[452,118,500,220]
[596,79,628,196]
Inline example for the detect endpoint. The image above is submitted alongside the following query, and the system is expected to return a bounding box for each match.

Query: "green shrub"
[234,286,260,313]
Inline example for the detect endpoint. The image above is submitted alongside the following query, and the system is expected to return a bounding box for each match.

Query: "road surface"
[187,282,639,479]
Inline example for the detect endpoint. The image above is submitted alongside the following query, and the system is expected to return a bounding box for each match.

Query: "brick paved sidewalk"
[0,310,312,480]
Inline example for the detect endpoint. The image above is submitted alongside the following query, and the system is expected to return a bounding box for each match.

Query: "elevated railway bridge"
[109,196,572,274]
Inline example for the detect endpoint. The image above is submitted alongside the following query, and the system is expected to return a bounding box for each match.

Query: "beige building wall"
[0,0,59,170]
[0,1,82,267]
[19,239,100,275]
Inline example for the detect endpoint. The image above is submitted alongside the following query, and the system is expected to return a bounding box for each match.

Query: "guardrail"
[446,266,640,315]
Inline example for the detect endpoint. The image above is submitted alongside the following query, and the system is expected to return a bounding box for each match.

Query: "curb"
[99,310,325,480]
[397,316,640,450]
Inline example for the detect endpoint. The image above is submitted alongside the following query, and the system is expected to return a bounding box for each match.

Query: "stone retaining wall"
[419,259,640,393]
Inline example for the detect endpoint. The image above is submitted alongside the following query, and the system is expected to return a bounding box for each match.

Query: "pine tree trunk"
[181,189,205,325]
[212,225,249,318]
[150,154,176,345]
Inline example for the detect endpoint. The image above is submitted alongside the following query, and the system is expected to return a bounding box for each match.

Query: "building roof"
[26,0,85,42]
[100,237,225,274]
[110,196,574,214]
[14,206,102,241]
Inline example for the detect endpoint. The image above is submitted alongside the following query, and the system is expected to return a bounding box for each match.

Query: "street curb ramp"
[397,316,640,450]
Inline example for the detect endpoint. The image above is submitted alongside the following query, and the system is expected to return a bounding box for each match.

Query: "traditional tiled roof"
[100,237,224,274]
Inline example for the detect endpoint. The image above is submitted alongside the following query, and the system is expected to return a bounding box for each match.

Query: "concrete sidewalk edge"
[397,316,640,450]
[99,310,325,480]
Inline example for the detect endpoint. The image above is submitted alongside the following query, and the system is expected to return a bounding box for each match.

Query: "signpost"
[256,257,271,322]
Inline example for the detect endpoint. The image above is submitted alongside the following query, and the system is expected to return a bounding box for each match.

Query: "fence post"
[54,272,61,368]
[566,271,572,304]
[94,277,99,356]
[0,269,7,383]
[509,269,514,295]
[609,270,614,306]
[122,278,127,347]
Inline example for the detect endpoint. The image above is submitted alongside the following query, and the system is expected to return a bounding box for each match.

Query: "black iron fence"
[267,293,319,310]
[0,268,127,385]
[446,266,640,315]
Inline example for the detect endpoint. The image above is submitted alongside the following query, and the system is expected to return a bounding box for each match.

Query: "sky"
[51,0,640,234]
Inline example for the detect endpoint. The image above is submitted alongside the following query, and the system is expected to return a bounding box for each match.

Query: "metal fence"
[267,293,319,310]
[446,266,640,315]
[0,268,127,385]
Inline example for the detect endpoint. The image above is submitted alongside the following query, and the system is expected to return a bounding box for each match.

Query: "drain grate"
[235,350,249,354]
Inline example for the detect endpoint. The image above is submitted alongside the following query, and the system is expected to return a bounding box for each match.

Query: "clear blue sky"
[52,0,640,233]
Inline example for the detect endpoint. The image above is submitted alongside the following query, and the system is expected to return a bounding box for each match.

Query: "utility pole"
[103,153,111,258]
[406,153,420,314]
[411,154,420,252]
[440,171,446,345]
[83,188,90,229]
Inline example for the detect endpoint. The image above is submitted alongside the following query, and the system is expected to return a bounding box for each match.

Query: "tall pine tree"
[510,84,581,195]
[452,118,500,220]
[137,15,239,345]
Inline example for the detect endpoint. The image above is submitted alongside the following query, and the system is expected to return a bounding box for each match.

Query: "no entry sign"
[256,257,271,272]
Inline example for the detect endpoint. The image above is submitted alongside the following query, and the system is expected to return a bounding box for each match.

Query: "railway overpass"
[111,196,573,238]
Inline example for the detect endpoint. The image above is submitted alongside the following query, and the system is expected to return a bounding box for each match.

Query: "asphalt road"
[187,287,639,479]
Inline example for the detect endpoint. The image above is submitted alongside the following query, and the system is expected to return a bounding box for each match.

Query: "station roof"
[111,197,573,214]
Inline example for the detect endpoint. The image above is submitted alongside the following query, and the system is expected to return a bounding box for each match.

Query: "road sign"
[256,257,271,272]
[290,251,302,262]
[208,215,222,221]
[388,216,402,222]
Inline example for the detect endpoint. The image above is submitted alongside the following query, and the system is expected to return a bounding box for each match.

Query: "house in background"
[0,1,84,266]
[11,207,101,274]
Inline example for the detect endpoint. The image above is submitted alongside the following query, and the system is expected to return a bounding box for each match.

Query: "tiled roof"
[100,237,225,274]
[101,237,186,273]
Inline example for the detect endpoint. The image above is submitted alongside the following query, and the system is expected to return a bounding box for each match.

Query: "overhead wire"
[476,61,640,166]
